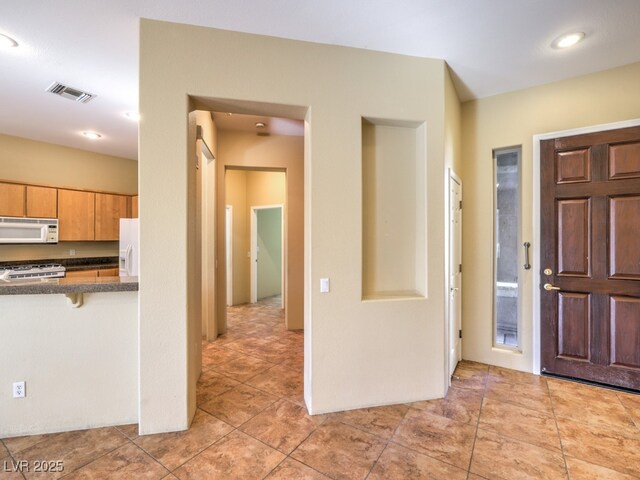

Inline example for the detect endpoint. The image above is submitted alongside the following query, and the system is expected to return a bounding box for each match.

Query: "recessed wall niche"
[362,117,427,300]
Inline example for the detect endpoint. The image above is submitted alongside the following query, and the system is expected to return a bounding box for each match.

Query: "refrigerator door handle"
[125,244,133,276]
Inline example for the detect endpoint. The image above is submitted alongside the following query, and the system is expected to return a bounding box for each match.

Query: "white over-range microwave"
[0,217,59,244]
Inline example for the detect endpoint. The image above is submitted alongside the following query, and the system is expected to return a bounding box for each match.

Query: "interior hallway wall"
[461,61,640,373]
[139,20,449,430]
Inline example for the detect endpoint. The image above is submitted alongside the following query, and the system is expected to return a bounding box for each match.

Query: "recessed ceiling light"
[125,111,140,121]
[255,122,266,128]
[551,32,585,49]
[82,131,102,140]
[0,33,18,48]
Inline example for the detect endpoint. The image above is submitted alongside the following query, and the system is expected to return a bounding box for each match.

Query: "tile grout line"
[1,438,28,480]
[546,379,571,479]
[363,405,414,479]
[464,367,489,476]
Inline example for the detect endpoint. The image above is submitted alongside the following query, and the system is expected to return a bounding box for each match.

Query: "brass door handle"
[543,283,560,291]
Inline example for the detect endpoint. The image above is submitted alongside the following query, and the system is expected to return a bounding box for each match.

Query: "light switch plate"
[320,278,330,293]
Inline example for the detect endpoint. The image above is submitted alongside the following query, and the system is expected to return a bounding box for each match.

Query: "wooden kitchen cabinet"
[98,267,119,277]
[58,189,95,241]
[131,195,138,218]
[0,182,25,217]
[26,185,57,218]
[95,193,130,240]
[65,269,99,278]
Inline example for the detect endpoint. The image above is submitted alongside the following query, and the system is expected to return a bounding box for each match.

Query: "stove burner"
[0,263,66,281]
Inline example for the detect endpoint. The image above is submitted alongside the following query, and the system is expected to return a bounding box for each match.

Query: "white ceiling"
[1,0,639,160]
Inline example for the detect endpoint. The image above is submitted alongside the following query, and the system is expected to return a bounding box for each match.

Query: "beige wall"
[225,169,249,304]
[217,132,301,330]
[461,61,640,372]
[0,133,137,193]
[0,292,138,437]
[225,168,286,305]
[139,19,448,432]
[0,133,138,261]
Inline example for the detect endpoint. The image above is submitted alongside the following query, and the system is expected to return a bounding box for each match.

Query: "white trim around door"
[531,118,640,375]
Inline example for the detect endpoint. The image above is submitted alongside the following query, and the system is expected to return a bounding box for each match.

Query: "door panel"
[609,196,640,279]
[610,296,640,369]
[557,292,590,360]
[609,142,640,179]
[557,199,591,277]
[556,149,591,184]
[541,125,640,390]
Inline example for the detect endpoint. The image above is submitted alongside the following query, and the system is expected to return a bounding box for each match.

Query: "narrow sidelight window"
[494,147,521,348]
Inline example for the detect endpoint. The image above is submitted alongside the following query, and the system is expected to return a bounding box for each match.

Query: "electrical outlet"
[13,381,25,398]
[69,249,76,256]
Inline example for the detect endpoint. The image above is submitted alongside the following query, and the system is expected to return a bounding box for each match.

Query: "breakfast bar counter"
[0,276,138,295]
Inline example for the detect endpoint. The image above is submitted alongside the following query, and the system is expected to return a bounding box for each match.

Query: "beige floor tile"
[479,397,562,451]
[484,376,553,414]
[62,442,168,480]
[457,360,489,372]
[368,443,467,480]
[115,424,139,440]
[617,392,640,429]
[451,365,488,391]
[565,456,638,480]
[330,404,409,440]
[134,409,233,471]
[488,365,547,386]
[264,458,330,479]
[173,430,285,480]
[201,346,246,368]
[391,409,476,470]
[240,399,326,454]
[196,371,241,405]
[470,429,567,480]
[291,421,385,480]
[209,354,275,382]
[408,385,483,424]
[246,364,304,401]
[199,384,278,427]
[13,427,128,480]
[550,384,637,436]
[0,442,24,480]
[557,417,640,477]
[2,434,51,456]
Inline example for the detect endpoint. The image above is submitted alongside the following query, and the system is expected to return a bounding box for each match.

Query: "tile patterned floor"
[2,297,640,479]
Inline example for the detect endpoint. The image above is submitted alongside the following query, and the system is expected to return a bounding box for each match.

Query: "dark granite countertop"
[0,276,138,295]
[0,256,119,272]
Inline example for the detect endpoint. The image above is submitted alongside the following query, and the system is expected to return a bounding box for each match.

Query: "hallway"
[1,299,640,478]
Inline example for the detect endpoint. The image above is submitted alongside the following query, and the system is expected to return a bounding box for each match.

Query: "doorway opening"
[250,205,284,307]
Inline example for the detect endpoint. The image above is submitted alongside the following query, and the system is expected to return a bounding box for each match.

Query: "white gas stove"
[0,263,66,281]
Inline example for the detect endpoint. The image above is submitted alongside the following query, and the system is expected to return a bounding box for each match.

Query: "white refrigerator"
[119,218,139,277]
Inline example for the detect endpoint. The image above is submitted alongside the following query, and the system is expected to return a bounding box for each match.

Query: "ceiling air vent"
[46,82,96,103]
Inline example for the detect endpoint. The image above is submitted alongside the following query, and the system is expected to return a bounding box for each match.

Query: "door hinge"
[459,329,462,339]
[459,200,462,209]
[458,264,462,273]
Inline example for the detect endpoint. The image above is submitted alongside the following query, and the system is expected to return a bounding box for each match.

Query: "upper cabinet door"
[95,193,130,240]
[58,189,95,241]
[0,182,26,217]
[26,185,57,218]
[131,195,139,218]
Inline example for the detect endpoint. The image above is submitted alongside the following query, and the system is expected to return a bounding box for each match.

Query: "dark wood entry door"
[541,126,640,390]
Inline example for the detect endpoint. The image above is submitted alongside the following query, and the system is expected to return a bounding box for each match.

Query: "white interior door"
[449,173,463,375]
